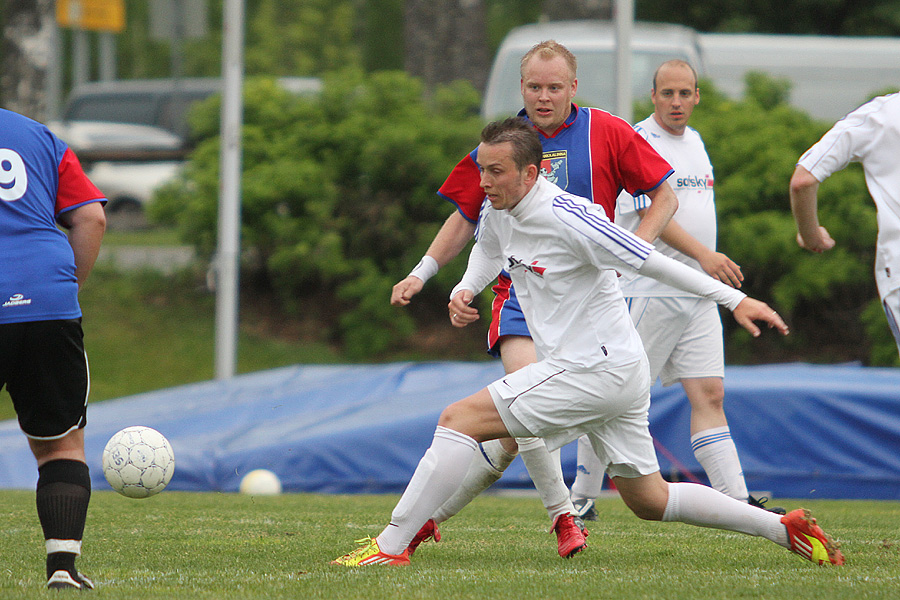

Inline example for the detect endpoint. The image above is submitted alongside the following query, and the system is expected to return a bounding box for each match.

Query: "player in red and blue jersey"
[391,41,676,559]
[0,108,106,590]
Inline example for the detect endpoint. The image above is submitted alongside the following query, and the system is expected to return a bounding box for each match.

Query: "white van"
[699,33,900,121]
[481,20,704,120]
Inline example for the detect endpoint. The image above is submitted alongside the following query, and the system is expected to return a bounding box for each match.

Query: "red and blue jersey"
[438,105,674,223]
[0,109,105,324]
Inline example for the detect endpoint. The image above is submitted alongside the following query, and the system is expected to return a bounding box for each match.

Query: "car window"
[66,94,159,127]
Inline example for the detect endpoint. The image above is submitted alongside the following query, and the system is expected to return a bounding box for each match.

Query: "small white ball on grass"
[239,469,282,495]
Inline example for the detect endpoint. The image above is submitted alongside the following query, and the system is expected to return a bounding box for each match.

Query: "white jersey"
[454,176,744,372]
[798,93,900,298]
[616,115,717,297]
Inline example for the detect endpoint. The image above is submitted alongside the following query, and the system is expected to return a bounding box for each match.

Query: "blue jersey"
[439,105,673,223]
[0,109,105,324]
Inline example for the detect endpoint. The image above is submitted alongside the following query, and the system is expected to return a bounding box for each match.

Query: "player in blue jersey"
[391,40,678,559]
[0,108,107,590]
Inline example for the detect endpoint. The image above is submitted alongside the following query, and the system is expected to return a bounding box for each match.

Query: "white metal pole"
[614,0,634,124]
[214,0,245,380]
[73,29,90,86]
[47,14,62,120]
[99,32,116,81]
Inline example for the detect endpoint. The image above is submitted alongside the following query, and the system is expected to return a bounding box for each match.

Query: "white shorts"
[487,356,660,479]
[882,288,900,356]
[627,296,724,387]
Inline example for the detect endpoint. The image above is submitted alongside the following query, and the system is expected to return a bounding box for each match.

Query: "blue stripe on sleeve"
[553,194,654,260]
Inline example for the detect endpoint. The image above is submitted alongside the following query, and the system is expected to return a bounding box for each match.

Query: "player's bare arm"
[633,181,678,242]
[391,211,476,306]
[789,165,836,253]
[60,201,107,288]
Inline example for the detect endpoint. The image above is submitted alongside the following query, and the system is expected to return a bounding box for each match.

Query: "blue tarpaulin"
[0,362,897,499]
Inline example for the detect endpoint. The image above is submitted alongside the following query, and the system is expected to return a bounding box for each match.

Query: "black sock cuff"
[37,459,91,491]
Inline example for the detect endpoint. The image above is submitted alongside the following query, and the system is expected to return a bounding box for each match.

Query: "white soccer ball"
[239,469,282,495]
[102,426,175,499]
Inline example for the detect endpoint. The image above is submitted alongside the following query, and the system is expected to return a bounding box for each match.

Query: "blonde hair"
[520,40,577,79]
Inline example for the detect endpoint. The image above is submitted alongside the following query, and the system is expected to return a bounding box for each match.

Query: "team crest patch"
[541,150,568,189]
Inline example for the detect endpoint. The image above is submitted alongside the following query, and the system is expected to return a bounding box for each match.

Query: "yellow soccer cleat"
[782,508,845,565]
[331,537,411,566]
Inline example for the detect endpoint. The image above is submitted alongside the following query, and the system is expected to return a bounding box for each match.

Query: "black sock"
[36,459,91,578]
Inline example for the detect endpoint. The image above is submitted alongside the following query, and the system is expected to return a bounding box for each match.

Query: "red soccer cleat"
[551,513,588,559]
[781,508,844,565]
[407,518,441,556]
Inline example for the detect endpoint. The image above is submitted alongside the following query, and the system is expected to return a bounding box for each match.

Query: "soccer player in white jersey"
[332,117,843,568]
[569,60,784,520]
[790,92,900,356]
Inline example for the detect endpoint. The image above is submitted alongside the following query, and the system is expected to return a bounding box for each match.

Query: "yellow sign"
[57,0,126,33]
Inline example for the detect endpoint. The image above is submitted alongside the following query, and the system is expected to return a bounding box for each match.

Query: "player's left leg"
[569,434,604,520]
[613,472,843,565]
[30,434,94,590]
[682,376,749,500]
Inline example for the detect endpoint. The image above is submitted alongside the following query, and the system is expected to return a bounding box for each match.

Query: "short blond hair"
[520,40,577,79]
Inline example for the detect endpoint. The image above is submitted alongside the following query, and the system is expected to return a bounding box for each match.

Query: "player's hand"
[700,251,743,289]
[732,298,789,338]
[796,226,836,253]
[391,276,425,306]
[448,290,479,328]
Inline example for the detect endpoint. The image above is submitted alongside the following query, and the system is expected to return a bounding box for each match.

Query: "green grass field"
[3,492,898,599]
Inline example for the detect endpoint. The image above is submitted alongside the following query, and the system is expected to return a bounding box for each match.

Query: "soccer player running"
[335,118,843,567]
[569,60,784,520]
[391,40,678,559]
[790,92,900,357]
[0,108,107,589]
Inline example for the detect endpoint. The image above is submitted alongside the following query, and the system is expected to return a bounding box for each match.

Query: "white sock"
[431,437,516,523]
[662,481,789,547]
[570,434,605,500]
[516,437,574,521]
[377,426,478,554]
[691,426,749,501]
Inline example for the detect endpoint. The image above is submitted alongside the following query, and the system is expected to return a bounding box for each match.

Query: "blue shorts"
[487,271,531,357]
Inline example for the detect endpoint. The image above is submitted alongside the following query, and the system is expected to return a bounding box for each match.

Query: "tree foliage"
[150,71,483,358]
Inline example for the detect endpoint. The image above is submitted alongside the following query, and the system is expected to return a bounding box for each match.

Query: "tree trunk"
[1,0,53,121]
[404,0,490,94]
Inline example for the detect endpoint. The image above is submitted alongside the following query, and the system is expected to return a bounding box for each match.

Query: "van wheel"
[106,199,147,231]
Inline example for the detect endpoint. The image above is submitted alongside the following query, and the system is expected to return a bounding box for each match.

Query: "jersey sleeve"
[595,111,673,197]
[552,192,655,273]
[437,149,485,223]
[55,147,106,217]
[797,106,875,182]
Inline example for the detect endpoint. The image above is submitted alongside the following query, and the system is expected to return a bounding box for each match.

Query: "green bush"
[150,71,483,358]
[153,71,896,365]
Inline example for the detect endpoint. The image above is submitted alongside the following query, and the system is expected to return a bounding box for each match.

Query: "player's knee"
[623,498,666,521]
[437,400,470,431]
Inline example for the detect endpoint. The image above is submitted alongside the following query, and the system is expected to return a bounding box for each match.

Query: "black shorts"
[0,319,89,440]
